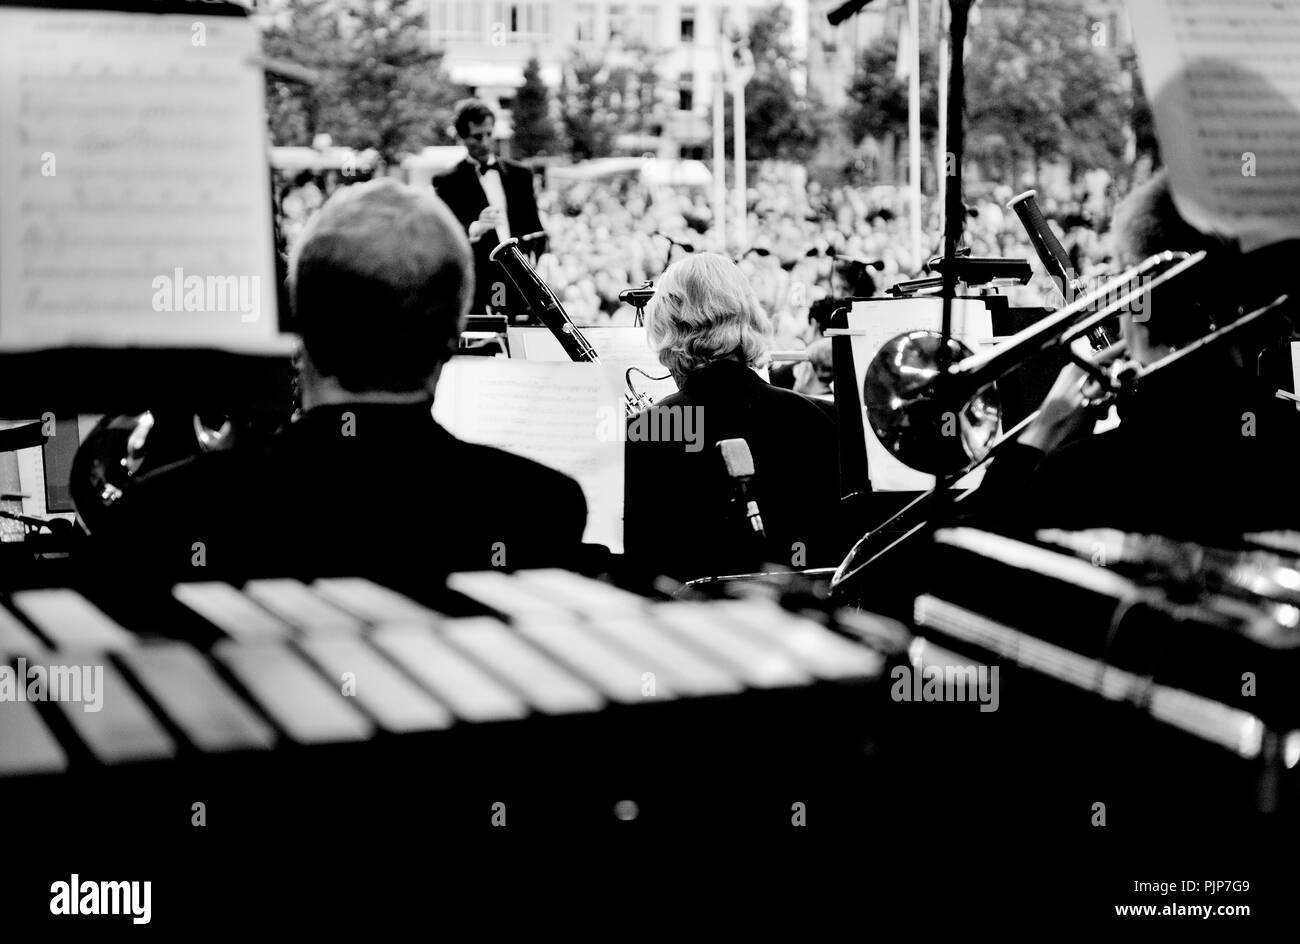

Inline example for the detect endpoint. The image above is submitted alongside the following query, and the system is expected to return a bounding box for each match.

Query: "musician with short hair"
[99,179,586,582]
[433,99,546,317]
[970,170,1300,541]
[623,253,850,580]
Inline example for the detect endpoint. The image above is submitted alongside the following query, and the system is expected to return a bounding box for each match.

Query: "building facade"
[427,0,811,156]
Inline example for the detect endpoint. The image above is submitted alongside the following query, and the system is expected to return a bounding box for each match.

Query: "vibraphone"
[0,569,896,831]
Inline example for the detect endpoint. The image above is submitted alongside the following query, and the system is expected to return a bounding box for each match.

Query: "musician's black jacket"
[623,359,850,581]
[965,359,1300,543]
[94,401,587,587]
[432,158,545,316]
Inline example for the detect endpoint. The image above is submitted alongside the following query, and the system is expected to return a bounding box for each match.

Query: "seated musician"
[623,253,850,580]
[970,170,1300,542]
[98,179,587,582]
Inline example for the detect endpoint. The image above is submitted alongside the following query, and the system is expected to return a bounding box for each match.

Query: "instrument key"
[173,582,292,642]
[243,579,366,636]
[443,617,604,715]
[370,623,527,723]
[296,635,453,733]
[118,642,276,753]
[11,589,135,651]
[214,640,374,745]
[651,603,811,689]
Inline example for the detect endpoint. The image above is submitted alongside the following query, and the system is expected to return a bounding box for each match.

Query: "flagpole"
[908,0,922,271]
[937,1,949,246]
[713,15,727,254]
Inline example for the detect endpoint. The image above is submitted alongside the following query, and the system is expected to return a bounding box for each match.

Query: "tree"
[731,4,824,162]
[260,0,465,163]
[842,32,940,155]
[560,52,617,160]
[260,0,341,147]
[513,57,557,158]
[962,4,1128,186]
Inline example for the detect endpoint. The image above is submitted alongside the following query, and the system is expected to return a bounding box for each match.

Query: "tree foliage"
[734,4,824,162]
[844,2,1135,185]
[261,0,465,163]
[512,57,556,158]
[560,52,618,160]
[843,32,940,146]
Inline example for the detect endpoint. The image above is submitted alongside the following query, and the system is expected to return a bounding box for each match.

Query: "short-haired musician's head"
[288,178,473,407]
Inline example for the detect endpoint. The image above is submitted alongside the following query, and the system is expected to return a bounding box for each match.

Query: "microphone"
[834,256,885,272]
[655,233,696,254]
[1007,190,1078,296]
[618,281,655,307]
[717,439,766,540]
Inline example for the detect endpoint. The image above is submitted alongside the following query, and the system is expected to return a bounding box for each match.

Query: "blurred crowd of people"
[531,166,1121,355]
[275,159,1123,358]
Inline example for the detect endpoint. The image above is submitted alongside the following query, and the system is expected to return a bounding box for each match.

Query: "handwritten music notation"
[1131,0,1300,251]
[0,7,282,351]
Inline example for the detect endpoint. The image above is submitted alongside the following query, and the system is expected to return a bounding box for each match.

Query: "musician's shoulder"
[430,164,462,187]
[455,437,583,497]
[763,383,838,424]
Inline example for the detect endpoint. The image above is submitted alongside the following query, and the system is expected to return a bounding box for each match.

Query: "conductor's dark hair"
[289,179,473,393]
[453,99,496,138]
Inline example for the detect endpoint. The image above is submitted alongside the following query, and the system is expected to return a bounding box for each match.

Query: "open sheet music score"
[506,326,679,403]
[0,3,285,352]
[433,358,626,554]
[844,297,996,492]
[1128,0,1300,253]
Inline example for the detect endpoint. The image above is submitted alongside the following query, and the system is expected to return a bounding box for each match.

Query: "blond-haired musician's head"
[645,252,772,385]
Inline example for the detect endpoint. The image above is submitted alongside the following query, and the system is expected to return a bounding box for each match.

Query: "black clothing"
[968,362,1300,545]
[623,360,849,580]
[97,401,587,586]
[431,158,545,317]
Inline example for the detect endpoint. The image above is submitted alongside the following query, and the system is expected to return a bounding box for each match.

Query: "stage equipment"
[490,238,655,416]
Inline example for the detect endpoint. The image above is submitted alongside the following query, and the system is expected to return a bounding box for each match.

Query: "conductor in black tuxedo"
[432,99,546,317]
[97,179,586,585]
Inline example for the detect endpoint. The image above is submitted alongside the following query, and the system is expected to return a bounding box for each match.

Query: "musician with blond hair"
[623,253,850,580]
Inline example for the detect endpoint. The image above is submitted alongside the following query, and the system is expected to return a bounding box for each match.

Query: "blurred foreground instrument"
[0,569,887,829]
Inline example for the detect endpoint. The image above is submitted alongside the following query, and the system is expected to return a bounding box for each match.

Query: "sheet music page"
[0,420,46,517]
[846,298,996,492]
[433,358,626,554]
[1128,0,1300,252]
[507,326,679,403]
[0,7,284,351]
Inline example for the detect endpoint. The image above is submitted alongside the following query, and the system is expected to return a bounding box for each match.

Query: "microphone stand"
[932,0,974,523]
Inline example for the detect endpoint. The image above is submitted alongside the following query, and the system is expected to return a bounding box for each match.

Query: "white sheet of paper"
[0,420,46,517]
[1291,341,1300,411]
[507,326,679,403]
[1129,0,1300,252]
[433,358,625,554]
[846,298,997,492]
[0,7,285,351]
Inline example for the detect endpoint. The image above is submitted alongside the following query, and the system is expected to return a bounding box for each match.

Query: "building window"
[680,6,695,42]
[609,4,626,41]
[498,96,516,111]
[575,2,596,41]
[678,71,693,111]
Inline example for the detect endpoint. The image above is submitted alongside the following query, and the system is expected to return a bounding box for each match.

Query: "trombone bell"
[864,331,1002,476]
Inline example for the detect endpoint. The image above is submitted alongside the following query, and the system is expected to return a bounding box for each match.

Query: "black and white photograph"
[0,0,1295,927]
